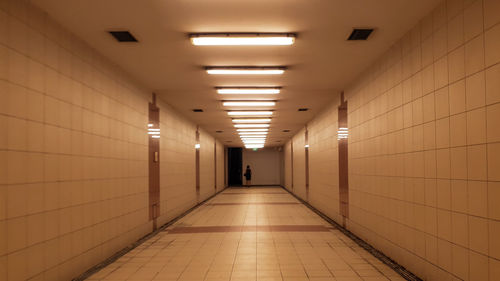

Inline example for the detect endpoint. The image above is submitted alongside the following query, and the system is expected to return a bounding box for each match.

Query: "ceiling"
[32,0,440,147]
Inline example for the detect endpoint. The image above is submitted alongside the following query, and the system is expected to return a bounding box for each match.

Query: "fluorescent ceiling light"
[232,118,271,123]
[240,136,267,138]
[217,88,280,95]
[238,132,268,135]
[223,101,275,107]
[234,124,270,128]
[243,138,266,142]
[237,128,268,132]
[242,140,266,143]
[206,67,285,75]
[245,144,264,148]
[228,111,273,116]
[191,34,295,46]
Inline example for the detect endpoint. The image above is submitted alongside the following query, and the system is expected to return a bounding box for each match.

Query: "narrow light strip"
[238,132,268,135]
[206,67,285,75]
[228,111,273,116]
[237,129,268,132]
[241,137,267,140]
[234,124,270,128]
[232,118,271,123]
[223,101,276,107]
[148,132,160,135]
[245,145,264,148]
[217,88,280,95]
[191,34,295,46]
[152,135,160,139]
[243,141,266,144]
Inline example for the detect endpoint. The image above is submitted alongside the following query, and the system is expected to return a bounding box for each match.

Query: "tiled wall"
[291,129,306,200]
[199,131,216,202]
[0,1,151,280]
[307,103,342,222]
[283,142,292,190]
[284,0,500,280]
[0,1,227,280]
[216,141,225,193]
[158,101,197,224]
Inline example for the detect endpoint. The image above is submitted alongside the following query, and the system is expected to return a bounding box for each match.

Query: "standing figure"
[244,165,252,187]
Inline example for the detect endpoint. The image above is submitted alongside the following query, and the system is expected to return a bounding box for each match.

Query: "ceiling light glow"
[206,67,285,75]
[223,101,276,107]
[217,88,280,95]
[191,34,295,46]
[232,119,271,123]
[237,128,269,132]
[234,124,270,128]
[228,111,273,116]
[245,144,264,149]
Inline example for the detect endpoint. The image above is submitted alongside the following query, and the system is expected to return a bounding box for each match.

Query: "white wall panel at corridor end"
[242,148,282,185]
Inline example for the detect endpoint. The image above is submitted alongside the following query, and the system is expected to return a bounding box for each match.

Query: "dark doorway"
[227,147,242,186]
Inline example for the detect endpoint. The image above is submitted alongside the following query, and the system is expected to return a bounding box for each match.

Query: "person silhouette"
[244,165,252,187]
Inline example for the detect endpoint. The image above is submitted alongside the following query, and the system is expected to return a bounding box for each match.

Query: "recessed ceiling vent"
[192,109,204,112]
[109,31,138,42]
[298,108,308,112]
[282,129,290,132]
[215,130,223,133]
[347,28,373,40]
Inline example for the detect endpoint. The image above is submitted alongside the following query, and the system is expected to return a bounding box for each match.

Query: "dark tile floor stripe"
[207,202,300,206]
[167,225,331,234]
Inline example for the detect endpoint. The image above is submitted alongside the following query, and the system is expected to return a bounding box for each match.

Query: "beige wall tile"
[467,107,487,145]
[469,216,489,254]
[465,35,485,76]
[486,104,500,143]
[467,180,488,216]
[450,113,467,147]
[448,46,466,83]
[469,251,489,281]
[485,23,500,67]
[452,211,469,245]
[449,79,467,115]
[466,71,486,110]
[487,142,500,181]
[452,244,469,280]
[435,87,450,119]
[467,145,488,180]
[484,0,500,28]
[464,0,484,41]
[485,63,500,105]
[448,13,465,51]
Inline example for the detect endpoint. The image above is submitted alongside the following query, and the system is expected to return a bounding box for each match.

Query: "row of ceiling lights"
[190,33,296,149]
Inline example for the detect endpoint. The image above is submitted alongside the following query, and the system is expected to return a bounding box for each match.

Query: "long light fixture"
[240,134,266,137]
[238,132,268,135]
[242,140,266,143]
[228,111,273,116]
[245,144,264,149]
[206,67,285,75]
[241,136,267,139]
[217,88,280,95]
[191,33,295,46]
[234,124,270,128]
[232,118,271,123]
[223,101,276,107]
[237,128,268,132]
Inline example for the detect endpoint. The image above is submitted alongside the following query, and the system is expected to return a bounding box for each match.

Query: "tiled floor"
[86,187,406,281]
